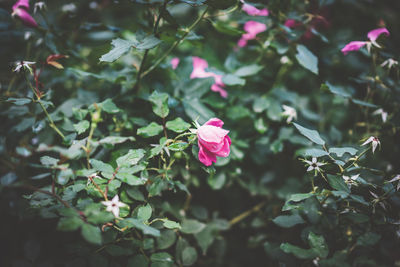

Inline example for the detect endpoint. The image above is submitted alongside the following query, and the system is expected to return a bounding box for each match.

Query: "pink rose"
[367,27,389,42]
[237,21,267,47]
[170,57,180,70]
[341,41,367,55]
[190,56,228,98]
[197,118,231,166]
[12,0,37,28]
[242,2,269,16]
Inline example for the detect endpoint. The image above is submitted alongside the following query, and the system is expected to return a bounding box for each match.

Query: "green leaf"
[293,123,325,145]
[163,220,181,229]
[99,38,136,62]
[7,97,31,105]
[81,224,102,245]
[356,232,381,246]
[287,193,314,202]
[253,97,270,113]
[308,232,328,258]
[150,252,173,262]
[40,156,58,166]
[157,230,177,250]
[182,247,198,266]
[73,120,90,134]
[90,159,114,174]
[116,149,145,167]
[183,98,215,124]
[303,148,329,157]
[98,99,120,114]
[180,219,206,234]
[234,64,263,77]
[272,214,305,228]
[222,74,245,86]
[329,147,358,157]
[322,83,351,98]
[137,204,152,222]
[149,91,169,118]
[118,218,160,237]
[168,142,188,151]
[211,20,243,36]
[127,255,149,267]
[296,45,318,75]
[98,136,135,145]
[351,98,378,108]
[116,172,146,186]
[137,122,163,137]
[136,35,162,50]
[327,174,350,194]
[57,216,83,231]
[280,243,317,259]
[166,118,191,133]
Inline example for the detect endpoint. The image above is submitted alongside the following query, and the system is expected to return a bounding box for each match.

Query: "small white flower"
[101,195,127,218]
[282,105,297,123]
[343,174,359,188]
[24,31,33,40]
[361,136,381,154]
[304,157,325,172]
[34,2,46,13]
[381,58,398,69]
[372,108,388,123]
[280,56,290,64]
[62,3,77,13]
[13,61,36,73]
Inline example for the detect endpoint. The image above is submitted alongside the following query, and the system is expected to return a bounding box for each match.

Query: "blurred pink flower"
[341,41,367,55]
[367,27,389,42]
[242,1,269,16]
[284,19,302,28]
[12,0,37,28]
[190,56,227,98]
[237,21,267,47]
[197,118,231,166]
[170,57,180,70]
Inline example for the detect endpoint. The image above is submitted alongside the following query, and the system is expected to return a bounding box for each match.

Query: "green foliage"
[2,0,400,266]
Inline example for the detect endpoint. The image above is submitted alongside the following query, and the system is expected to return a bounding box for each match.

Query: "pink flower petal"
[205,118,224,128]
[367,27,390,42]
[170,57,180,70]
[211,83,228,98]
[198,125,229,145]
[198,142,216,166]
[214,136,231,157]
[13,0,30,10]
[341,41,367,55]
[238,21,267,47]
[13,8,37,28]
[242,3,269,16]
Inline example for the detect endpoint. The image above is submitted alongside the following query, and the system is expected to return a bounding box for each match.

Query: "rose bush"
[1,0,400,266]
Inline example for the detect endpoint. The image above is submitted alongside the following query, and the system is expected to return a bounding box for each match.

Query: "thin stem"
[229,201,266,226]
[323,144,344,173]
[21,184,71,208]
[24,75,65,139]
[162,117,168,139]
[134,0,168,91]
[141,7,209,78]
[343,148,370,171]
[88,175,108,200]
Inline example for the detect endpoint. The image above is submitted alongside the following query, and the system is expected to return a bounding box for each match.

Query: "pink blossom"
[12,0,37,28]
[341,41,368,55]
[197,118,231,166]
[190,57,227,98]
[367,28,390,42]
[170,57,180,70]
[242,3,269,16]
[237,21,267,47]
[284,19,302,28]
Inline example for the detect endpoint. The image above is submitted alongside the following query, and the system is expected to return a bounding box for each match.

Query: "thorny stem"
[24,75,65,139]
[21,184,71,209]
[141,7,209,78]
[134,0,168,91]
[88,175,108,200]
[229,201,266,226]
[162,117,168,139]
